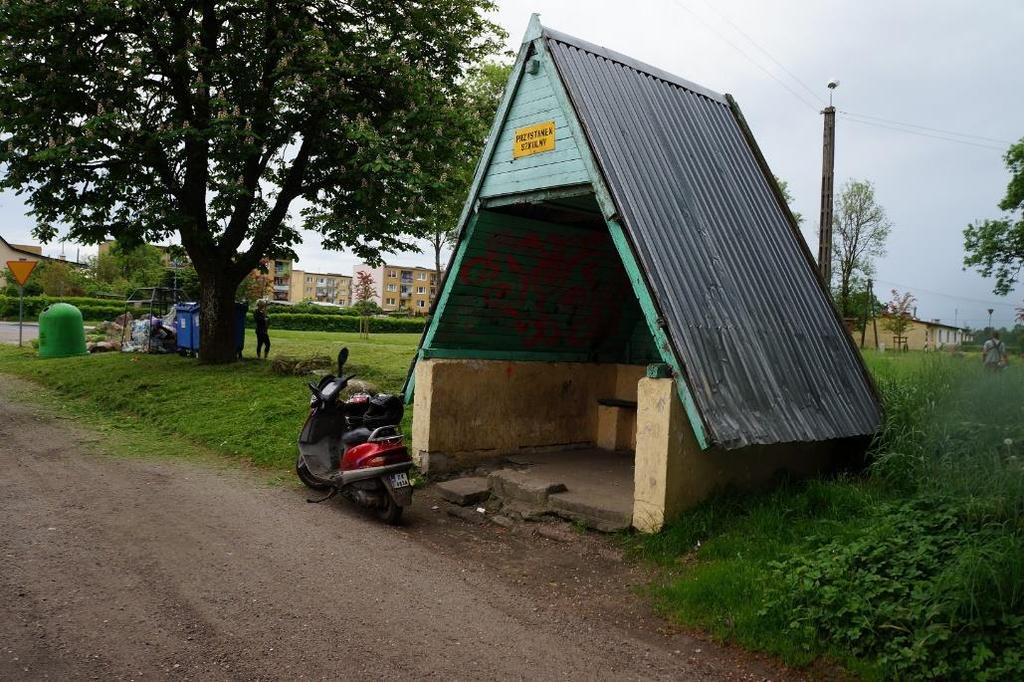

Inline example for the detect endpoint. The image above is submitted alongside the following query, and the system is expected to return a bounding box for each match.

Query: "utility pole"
[817,80,839,288]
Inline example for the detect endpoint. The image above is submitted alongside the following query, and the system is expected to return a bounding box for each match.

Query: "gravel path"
[0,377,802,681]
[0,321,38,345]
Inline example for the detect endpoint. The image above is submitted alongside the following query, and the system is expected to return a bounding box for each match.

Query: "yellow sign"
[513,121,556,159]
[6,260,37,286]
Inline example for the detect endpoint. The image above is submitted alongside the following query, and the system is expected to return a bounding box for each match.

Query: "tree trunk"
[434,246,442,303]
[839,278,850,318]
[198,269,244,364]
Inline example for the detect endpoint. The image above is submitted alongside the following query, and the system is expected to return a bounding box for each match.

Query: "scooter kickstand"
[306,488,338,504]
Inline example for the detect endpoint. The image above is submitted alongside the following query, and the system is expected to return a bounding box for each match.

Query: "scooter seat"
[342,427,371,448]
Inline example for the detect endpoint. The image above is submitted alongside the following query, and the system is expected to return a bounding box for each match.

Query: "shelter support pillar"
[633,379,854,533]
[632,377,690,533]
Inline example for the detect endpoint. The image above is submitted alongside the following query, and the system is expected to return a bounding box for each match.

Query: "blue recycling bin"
[175,303,200,355]
[175,301,248,357]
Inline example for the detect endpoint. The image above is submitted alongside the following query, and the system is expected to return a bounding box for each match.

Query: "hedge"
[0,295,126,319]
[248,312,425,333]
[266,303,362,316]
[0,296,426,333]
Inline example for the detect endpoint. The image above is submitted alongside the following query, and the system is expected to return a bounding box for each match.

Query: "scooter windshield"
[299,439,338,478]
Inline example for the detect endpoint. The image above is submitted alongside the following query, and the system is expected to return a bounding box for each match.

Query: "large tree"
[0,1,501,361]
[423,59,512,286]
[831,179,892,318]
[964,138,1024,296]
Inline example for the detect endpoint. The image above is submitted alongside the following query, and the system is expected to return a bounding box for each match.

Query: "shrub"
[0,295,127,319]
[265,302,361,316]
[763,497,1024,680]
[249,312,424,333]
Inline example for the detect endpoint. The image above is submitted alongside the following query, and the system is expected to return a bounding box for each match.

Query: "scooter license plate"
[389,472,410,488]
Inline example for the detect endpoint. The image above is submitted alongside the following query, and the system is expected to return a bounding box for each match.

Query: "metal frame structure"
[119,287,184,353]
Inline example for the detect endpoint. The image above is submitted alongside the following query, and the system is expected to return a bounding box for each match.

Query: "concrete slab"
[489,469,567,505]
[435,476,491,506]
[549,491,632,532]
[487,449,634,532]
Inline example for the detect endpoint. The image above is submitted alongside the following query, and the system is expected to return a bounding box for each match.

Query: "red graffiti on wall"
[458,228,626,351]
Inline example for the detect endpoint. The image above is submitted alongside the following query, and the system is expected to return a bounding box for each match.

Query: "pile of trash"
[86,310,178,354]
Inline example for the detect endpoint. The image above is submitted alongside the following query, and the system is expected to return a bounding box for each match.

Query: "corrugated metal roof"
[545,29,882,448]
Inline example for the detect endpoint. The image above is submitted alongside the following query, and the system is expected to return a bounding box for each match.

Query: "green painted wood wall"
[479,57,589,198]
[427,207,659,364]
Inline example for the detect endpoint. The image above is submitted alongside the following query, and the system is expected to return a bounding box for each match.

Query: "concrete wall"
[632,377,853,532]
[412,358,643,472]
[415,361,861,531]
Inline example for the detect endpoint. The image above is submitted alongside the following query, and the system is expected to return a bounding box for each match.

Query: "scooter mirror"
[337,347,349,375]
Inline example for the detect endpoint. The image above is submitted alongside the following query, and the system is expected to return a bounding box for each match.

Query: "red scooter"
[295,348,414,524]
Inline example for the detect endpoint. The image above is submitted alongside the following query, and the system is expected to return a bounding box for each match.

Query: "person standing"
[254,300,271,359]
[982,331,1007,371]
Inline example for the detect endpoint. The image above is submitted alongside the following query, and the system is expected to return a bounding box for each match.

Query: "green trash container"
[38,303,88,359]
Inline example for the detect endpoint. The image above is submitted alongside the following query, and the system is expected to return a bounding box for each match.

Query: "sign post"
[6,260,38,347]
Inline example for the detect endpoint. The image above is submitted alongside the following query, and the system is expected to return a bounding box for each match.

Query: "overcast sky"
[3,0,1021,327]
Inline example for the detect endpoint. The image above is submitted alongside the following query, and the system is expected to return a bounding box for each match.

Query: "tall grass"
[635,352,1024,679]
[867,352,1024,512]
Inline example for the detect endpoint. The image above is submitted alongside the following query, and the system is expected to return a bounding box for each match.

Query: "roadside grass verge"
[0,330,420,472]
[628,351,1024,680]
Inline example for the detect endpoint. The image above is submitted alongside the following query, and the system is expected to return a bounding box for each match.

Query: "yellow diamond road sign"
[6,259,38,286]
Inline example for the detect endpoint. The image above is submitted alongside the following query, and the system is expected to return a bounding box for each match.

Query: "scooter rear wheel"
[376,492,404,525]
[295,454,331,491]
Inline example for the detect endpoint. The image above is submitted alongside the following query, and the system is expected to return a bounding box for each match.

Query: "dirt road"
[0,379,797,681]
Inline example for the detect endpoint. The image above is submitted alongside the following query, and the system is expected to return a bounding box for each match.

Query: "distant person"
[983,331,1007,371]
[254,300,271,359]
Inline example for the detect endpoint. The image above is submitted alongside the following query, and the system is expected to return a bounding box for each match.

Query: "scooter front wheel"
[295,454,331,491]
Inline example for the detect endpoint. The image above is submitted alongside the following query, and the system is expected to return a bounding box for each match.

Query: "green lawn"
[0,330,420,470]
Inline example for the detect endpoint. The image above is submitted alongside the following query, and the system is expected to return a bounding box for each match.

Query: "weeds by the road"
[631,352,1024,680]
[0,330,419,471]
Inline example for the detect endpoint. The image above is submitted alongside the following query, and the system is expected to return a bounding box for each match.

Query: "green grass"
[629,350,1024,679]
[0,330,420,471]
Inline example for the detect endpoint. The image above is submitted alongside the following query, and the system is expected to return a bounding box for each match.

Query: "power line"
[697,0,825,106]
[838,110,1014,145]
[839,113,1008,151]
[872,278,1021,308]
[667,0,822,113]
[671,1,1013,153]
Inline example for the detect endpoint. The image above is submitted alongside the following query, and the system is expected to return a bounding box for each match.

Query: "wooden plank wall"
[429,209,659,364]
[479,58,589,198]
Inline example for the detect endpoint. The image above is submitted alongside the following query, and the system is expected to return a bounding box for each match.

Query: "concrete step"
[547,491,632,532]
[435,476,491,506]
[488,469,567,506]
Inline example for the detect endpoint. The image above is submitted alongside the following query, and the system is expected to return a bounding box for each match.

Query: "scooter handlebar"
[307,382,324,401]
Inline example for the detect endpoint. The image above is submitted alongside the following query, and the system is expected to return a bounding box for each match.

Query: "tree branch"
[234,131,317,276]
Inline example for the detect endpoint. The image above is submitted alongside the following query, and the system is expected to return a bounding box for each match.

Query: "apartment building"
[291,270,352,306]
[271,258,294,301]
[353,263,440,314]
